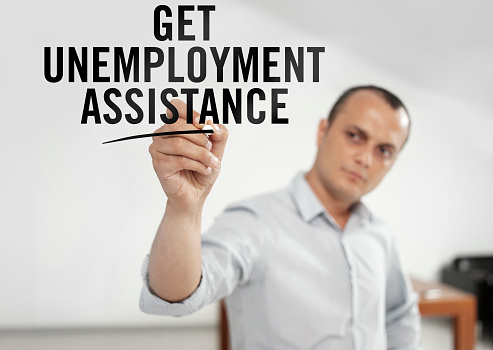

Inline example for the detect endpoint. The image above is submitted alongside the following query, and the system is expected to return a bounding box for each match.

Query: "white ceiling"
[241,0,493,114]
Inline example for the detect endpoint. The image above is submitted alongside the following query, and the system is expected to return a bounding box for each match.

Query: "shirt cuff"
[139,254,207,316]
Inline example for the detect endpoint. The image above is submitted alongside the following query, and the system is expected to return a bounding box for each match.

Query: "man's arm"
[386,236,423,350]
[140,199,267,316]
[147,99,228,303]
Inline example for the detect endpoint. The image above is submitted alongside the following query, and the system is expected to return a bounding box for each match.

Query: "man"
[140,86,423,349]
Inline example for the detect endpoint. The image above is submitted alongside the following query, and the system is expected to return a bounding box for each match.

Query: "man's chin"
[334,183,365,202]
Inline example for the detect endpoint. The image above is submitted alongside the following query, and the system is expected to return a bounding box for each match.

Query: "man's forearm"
[148,199,205,302]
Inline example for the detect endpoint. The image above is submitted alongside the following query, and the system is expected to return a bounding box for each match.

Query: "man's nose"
[355,147,372,168]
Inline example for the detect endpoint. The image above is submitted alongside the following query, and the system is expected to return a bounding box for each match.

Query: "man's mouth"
[343,168,366,182]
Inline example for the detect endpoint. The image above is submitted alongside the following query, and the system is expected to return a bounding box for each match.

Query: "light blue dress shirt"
[140,173,423,349]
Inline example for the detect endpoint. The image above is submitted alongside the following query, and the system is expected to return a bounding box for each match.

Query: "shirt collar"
[289,172,326,222]
[349,201,372,223]
[289,172,373,224]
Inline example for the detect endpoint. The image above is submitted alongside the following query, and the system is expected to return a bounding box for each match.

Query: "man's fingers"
[151,136,218,169]
[153,153,212,177]
[153,101,227,171]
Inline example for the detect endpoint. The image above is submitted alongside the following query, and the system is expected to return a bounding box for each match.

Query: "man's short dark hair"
[328,85,410,127]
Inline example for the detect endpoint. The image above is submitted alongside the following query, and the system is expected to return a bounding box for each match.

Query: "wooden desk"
[411,277,477,350]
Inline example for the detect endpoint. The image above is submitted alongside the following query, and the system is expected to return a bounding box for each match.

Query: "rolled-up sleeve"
[386,236,423,350]
[139,254,210,316]
[139,200,267,317]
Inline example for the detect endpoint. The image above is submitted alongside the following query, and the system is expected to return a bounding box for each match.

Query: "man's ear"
[316,119,329,148]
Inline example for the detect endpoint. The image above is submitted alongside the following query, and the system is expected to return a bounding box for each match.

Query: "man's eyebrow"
[379,142,397,151]
[347,125,368,139]
[347,125,397,150]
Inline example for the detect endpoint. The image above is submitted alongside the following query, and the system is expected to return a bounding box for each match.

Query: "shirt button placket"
[341,233,360,350]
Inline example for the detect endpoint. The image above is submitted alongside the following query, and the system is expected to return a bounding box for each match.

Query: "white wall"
[1,0,492,329]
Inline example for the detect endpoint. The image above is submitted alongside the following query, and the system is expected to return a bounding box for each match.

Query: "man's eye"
[347,132,359,140]
[379,147,392,157]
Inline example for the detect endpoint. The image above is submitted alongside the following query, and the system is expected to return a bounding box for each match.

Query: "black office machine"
[442,255,493,339]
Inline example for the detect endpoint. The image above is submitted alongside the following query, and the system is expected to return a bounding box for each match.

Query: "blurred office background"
[1,0,492,348]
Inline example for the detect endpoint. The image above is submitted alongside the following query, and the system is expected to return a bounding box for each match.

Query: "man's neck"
[304,171,355,230]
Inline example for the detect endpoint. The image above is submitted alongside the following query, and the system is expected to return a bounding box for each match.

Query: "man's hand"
[149,99,228,208]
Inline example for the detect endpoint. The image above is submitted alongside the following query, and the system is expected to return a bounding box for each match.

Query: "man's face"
[313,90,410,203]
